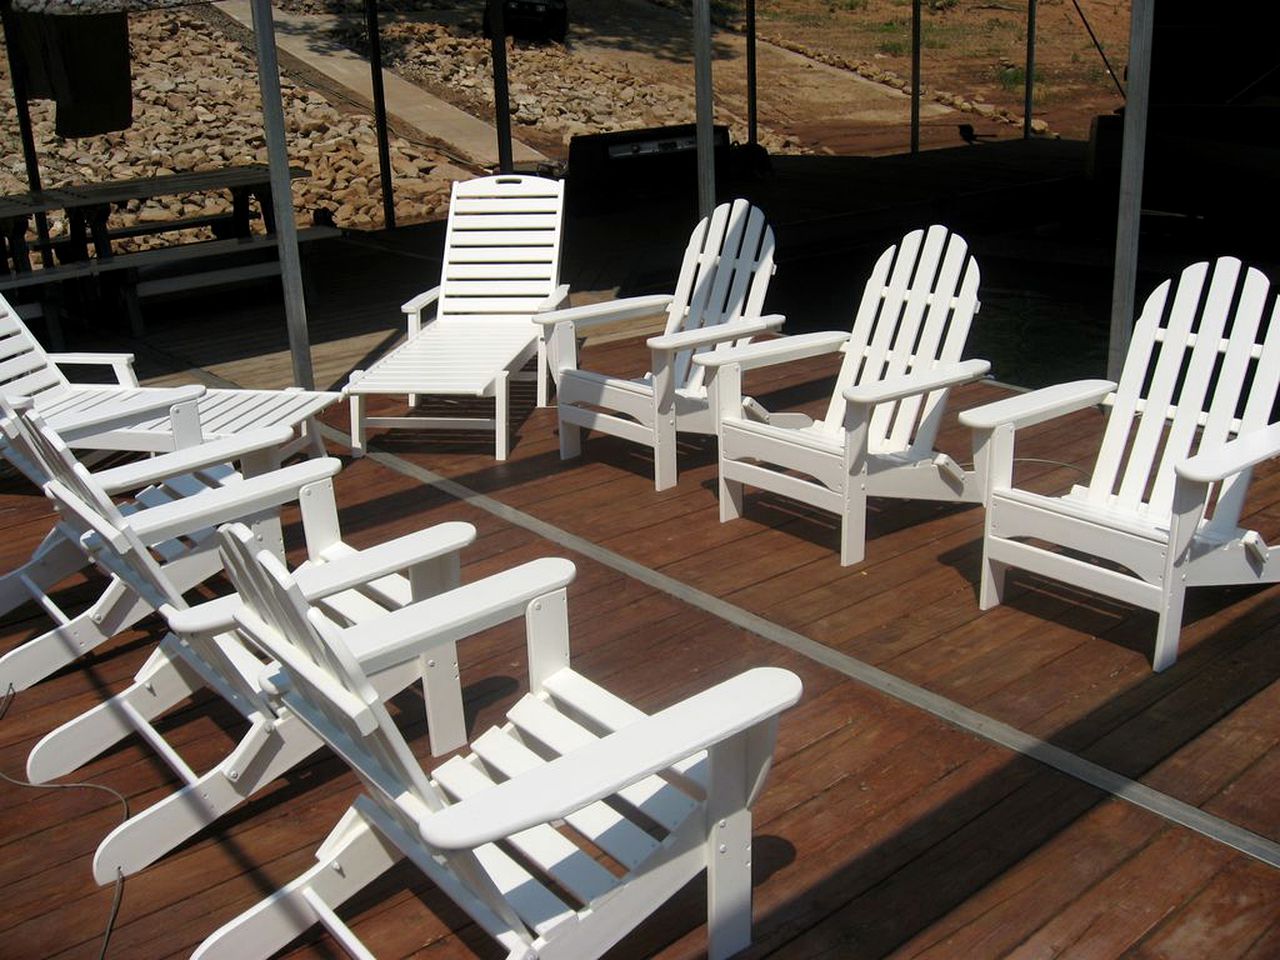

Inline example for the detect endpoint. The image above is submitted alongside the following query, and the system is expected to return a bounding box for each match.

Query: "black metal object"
[1023,0,1037,138]
[488,0,514,173]
[0,0,53,266]
[364,0,395,228]
[567,123,729,215]
[910,0,921,154]
[746,0,757,148]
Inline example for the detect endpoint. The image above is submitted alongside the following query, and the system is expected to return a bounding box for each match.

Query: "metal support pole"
[0,0,52,266]
[746,0,758,148]
[488,0,513,173]
[364,0,395,228]
[693,0,716,220]
[1107,0,1154,380]
[910,0,921,154]
[250,0,315,390]
[1023,0,1038,138]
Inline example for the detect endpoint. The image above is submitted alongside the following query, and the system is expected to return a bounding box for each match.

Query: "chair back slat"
[0,295,70,401]
[218,525,444,813]
[436,176,565,325]
[665,200,775,393]
[824,226,981,454]
[1088,258,1280,522]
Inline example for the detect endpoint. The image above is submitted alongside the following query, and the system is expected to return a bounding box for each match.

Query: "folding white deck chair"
[22,420,545,881]
[194,524,802,960]
[538,198,782,490]
[0,291,338,456]
[696,225,989,565]
[961,257,1280,671]
[346,175,568,460]
[0,397,301,692]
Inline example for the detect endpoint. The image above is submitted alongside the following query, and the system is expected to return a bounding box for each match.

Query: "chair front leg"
[840,401,873,566]
[972,422,1016,608]
[712,362,746,521]
[1154,476,1212,671]
[651,346,678,491]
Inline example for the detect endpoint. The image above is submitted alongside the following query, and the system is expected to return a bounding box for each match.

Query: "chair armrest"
[116,457,342,546]
[419,667,803,849]
[533,294,674,330]
[50,352,139,387]
[844,359,991,406]
[91,426,294,494]
[294,522,477,598]
[647,314,785,352]
[533,284,571,313]
[163,522,479,636]
[692,330,849,371]
[341,557,577,675]
[1177,423,1280,484]
[400,286,441,316]
[958,379,1115,431]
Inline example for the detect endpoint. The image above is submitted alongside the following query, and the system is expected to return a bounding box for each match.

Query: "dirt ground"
[322,0,1130,157]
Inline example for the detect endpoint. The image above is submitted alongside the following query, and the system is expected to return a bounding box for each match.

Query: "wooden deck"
[5,186,1280,956]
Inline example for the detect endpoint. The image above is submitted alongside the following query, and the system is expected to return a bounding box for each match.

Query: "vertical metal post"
[1023,0,1038,138]
[488,0,514,173]
[250,0,315,390]
[746,0,758,148]
[0,0,52,266]
[1108,0,1154,380]
[364,0,395,228]
[693,0,716,220]
[910,0,921,154]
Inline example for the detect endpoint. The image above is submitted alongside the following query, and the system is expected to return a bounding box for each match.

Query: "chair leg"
[27,641,205,782]
[1152,580,1188,672]
[93,712,324,881]
[839,479,867,567]
[653,421,677,492]
[719,474,743,522]
[978,548,1007,610]
[0,575,153,694]
[706,732,755,960]
[559,415,581,460]
[495,370,510,460]
[192,805,401,960]
[536,338,549,408]
[349,394,367,458]
[0,528,86,620]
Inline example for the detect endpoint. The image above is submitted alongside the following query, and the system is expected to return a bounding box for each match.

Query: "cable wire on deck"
[0,683,129,960]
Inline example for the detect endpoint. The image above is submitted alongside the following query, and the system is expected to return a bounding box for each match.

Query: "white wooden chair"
[21,419,558,881]
[960,257,1280,671]
[346,175,569,460]
[0,397,301,692]
[0,291,338,456]
[194,523,802,960]
[696,225,989,565]
[538,199,782,490]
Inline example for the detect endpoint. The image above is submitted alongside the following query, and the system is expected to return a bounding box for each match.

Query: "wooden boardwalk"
[5,171,1280,956]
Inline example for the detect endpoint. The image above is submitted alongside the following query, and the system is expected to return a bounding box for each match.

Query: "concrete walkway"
[215,0,546,168]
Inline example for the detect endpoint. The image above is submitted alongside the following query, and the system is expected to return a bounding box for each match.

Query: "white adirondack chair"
[194,523,802,960]
[0,397,300,692]
[695,225,989,565]
[23,422,551,881]
[346,175,569,460]
[0,291,338,455]
[538,198,782,490]
[960,257,1280,671]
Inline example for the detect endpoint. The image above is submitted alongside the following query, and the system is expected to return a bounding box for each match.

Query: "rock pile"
[0,9,460,251]
[341,19,799,154]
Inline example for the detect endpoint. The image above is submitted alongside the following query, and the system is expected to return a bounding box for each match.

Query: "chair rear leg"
[559,416,582,460]
[495,370,510,460]
[719,474,744,522]
[839,482,867,567]
[94,712,324,881]
[0,576,152,693]
[978,547,1007,609]
[192,805,401,960]
[349,393,367,458]
[27,642,205,782]
[0,529,86,620]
